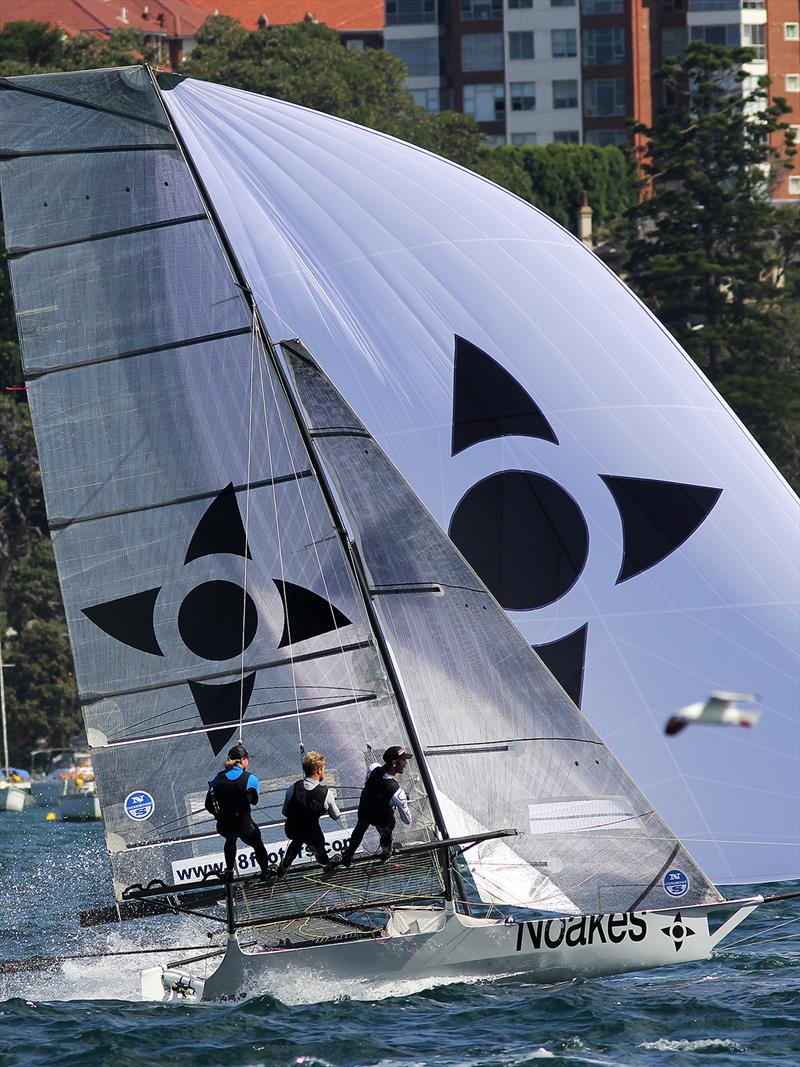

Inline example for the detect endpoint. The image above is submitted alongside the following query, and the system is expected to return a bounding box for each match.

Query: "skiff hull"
[145,898,759,1002]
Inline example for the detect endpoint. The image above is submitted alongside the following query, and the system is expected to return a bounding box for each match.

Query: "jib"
[514,912,647,952]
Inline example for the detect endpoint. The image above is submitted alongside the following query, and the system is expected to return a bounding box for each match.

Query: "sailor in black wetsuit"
[340,746,413,866]
[205,744,271,880]
[275,751,341,878]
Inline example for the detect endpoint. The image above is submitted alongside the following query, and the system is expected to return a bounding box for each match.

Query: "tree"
[0,22,157,77]
[618,42,799,487]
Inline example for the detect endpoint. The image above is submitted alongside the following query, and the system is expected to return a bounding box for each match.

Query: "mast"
[0,633,9,780]
[146,69,454,871]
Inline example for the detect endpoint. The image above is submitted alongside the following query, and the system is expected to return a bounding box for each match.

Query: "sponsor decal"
[660,911,696,952]
[663,868,689,898]
[124,790,155,821]
[514,911,647,952]
[170,828,353,883]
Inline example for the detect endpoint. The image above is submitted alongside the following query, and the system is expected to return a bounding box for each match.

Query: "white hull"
[144,898,759,1002]
[59,794,102,821]
[0,784,31,812]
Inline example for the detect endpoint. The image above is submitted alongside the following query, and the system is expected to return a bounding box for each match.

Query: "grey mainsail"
[0,67,435,898]
[283,341,722,915]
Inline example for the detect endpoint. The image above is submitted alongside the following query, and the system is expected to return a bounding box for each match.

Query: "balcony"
[688,0,765,11]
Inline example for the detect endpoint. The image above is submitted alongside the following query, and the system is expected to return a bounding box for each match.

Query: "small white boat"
[57,754,102,821]
[0,774,33,812]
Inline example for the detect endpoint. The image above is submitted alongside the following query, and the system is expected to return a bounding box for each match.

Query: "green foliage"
[0,21,157,77]
[617,42,799,488]
[0,396,47,590]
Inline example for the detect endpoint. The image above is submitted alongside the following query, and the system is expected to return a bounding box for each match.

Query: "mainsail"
[283,341,720,914]
[161,76,800,885]
[0,67,437,899]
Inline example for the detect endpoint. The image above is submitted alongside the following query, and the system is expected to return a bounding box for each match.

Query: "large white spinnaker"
[161,77,800,886]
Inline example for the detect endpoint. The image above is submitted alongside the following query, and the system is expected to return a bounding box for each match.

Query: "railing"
[688,0,765,11]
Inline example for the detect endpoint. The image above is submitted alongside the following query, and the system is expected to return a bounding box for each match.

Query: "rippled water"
[1,808,798,1067]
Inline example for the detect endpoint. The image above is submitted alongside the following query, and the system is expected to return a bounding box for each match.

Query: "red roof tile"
[167,0,384,33]
[0,0,210,39]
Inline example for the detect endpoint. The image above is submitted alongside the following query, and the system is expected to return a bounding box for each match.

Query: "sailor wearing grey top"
[275,751,340,878]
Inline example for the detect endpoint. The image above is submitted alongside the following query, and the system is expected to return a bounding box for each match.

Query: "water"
[1,808,798,1067]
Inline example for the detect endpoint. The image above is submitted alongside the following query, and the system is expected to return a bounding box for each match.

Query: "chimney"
[578,191,593,248]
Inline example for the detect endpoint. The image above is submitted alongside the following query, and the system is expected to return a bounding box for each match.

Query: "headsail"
[0,67,436,899]
[161,77,800,885]
[283,341,721,914]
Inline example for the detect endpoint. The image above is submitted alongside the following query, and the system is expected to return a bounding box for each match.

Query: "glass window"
[386,38,440,76]
[460,0,502,19]
[552,29,577,58]
[463,83,506,121]
[742,23,766,60]
[511,132,538,144]
[661,27,688,59]
[785,24,800,41]
[585,128,628,146]
[584,78,627,116]
[509,0,533,6]
[787,75,800,93]
[345,39,365,52]
[509,31,535,61]
[788,176,800,195]
[553,79,579,108]
[551,0,576,6]
[582,0,623,12]
[411,87,442,114]
[553,130,580,144]
[510,81,536,110]
[385,0,438,25]
[462,33,504,71]
[583,27,625,66]
[689,24,740,48]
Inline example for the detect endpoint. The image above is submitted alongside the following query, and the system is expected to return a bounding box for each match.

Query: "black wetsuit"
[277,780,332,874]
[206,766,270,875]
[342,765,399,861]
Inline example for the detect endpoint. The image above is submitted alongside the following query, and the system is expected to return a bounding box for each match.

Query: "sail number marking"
[514,912,647,952]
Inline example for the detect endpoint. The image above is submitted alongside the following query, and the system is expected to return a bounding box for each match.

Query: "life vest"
[358,765,399,824]
[285,780,328,837]
[206,767,253,822]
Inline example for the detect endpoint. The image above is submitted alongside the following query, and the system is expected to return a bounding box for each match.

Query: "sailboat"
[0,65,796,1002]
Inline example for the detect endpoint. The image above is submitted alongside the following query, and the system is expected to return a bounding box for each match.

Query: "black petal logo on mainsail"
[81,483,353,754]
[447,338,722,705]
[660,912,696,952]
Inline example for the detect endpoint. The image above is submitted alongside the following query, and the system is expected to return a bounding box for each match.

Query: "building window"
[385,0,437,25]
[346,39,365,52]
[460,0,502,19]
[742,23,766,60]
[585,128,628,146]
[553,130,580,144]
[512,132,538,144]
[510,81,536,110]
[552,29,577,58]
[553,79,579,108]
[509,31,535,61]
[787,75,800,93]
[689,24,741,49]
[661,27,688,59]
[463,83,506,122]
[509,0,533,6]
[551,0,576,6]
[411,88,442,114]
[583,27,625,67]
[788,176,800,195]
[462,33,504,71]
[581,0,622,13]
[661,0,684,10]
[387,38,440,76]
[584,78,626,117]
[785,24,800,41]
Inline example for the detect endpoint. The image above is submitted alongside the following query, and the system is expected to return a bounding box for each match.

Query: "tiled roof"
[0,0,210,38]
[188,1,384,32]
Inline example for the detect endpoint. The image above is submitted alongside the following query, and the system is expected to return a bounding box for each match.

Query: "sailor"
[205,743,271,881]
[275,751,341,878]
[340,746,413,866]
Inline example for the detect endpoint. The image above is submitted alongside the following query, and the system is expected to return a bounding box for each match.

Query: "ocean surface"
[0,807,797,1067]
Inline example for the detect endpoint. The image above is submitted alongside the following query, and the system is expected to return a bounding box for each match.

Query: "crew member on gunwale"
[340,745,413,866]
[205,744,271,880]
[275,751,341,878]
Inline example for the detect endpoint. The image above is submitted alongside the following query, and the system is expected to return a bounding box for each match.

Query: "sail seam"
[309,428,371,439]
[0,78,172,131]
[425,737,604,754]
[48,471,314,531]
[7,213,208,257]
[79,638,373,702]
[99,694,379,749]
[23,325,253,381]
[0,144,180,159]
[370,583,444,596]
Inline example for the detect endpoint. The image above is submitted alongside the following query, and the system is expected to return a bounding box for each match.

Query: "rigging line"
[256,331,368,748]
[254,328,302,753]
[721,915,800,950]
[259,339,369,748]
[238,314,258,743]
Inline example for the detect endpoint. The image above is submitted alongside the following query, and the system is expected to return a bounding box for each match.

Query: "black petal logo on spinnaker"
[448,337,722,705]
[81,483,352,755]
[660,912,696,952]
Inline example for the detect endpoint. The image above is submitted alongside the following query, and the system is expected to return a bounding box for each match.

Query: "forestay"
[284,342,722,915]
[0,67,435,899]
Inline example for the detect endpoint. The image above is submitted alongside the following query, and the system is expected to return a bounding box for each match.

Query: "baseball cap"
[383,745,413,763]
